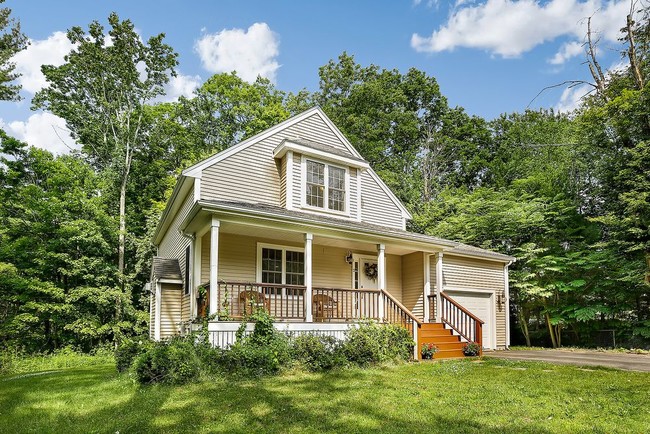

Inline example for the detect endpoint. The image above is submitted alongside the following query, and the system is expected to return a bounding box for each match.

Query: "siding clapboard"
[360,171,403,229]
[402,252,424,321]
[181,294,190,323]
[149,292,155,338]
[201,113,357,205]
[160,284,182,338]
[279,155,287,208]
[158,187,194,285]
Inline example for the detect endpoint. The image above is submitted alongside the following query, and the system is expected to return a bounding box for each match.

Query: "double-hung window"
[305,159,347,212]
[259,244,305,296]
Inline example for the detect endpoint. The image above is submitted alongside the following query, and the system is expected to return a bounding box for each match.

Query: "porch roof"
[195,200,516,263]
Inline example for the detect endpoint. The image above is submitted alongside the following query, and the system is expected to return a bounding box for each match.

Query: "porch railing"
[439,292,483,352]
[219,281,307,319]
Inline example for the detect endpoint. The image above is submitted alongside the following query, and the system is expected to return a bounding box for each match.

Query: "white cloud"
[411,0,630,58]
[2,112,77,155]
[12,31,74,94]
[549,41,584,65]
[156,73,202,102]
[194,23,280,83]
[555,83,592,112]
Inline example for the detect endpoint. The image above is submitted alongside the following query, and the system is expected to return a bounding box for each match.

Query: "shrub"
[342,321,414,366]
[133,337,201,385]
[115,339,151,373]
[291,334,345,371]
[216,310,291,377]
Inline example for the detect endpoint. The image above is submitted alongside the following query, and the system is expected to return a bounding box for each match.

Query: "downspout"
[181,231,195,331]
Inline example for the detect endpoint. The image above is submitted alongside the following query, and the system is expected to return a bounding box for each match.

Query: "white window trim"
[256,243,306,297]
[301,155,350,217]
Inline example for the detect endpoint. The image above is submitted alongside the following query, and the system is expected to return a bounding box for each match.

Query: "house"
[148,107,515,359]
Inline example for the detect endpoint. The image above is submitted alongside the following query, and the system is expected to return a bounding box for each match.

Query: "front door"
[353,256,379,318]
[357,257,378,290]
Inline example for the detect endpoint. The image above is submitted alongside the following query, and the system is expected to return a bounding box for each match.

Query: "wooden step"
[418,334,459,343]
[434,349,466,359]
[420,322,446,330]
[419,329,455,338]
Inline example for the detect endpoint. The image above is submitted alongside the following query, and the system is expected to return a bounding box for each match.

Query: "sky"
[1,0,635,154]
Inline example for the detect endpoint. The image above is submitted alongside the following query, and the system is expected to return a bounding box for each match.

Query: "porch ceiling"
[188,209,422,256]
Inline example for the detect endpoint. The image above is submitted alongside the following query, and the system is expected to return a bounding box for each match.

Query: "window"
[259,245,305,295]
[184,245,190,295]
[305,159,347,212]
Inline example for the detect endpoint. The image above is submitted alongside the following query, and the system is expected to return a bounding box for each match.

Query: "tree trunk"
[545,311,558,348]
[118,175,127,274]
[518,309,531,347]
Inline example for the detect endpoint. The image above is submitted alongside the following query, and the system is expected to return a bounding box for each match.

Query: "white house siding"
[181,293,190,323]
[386,254,403,301]
[291,152,301,207]
[158,188,194,284]
[360,171,403,229]
[442,255,506,348]
[160,284,182,338]
[201,113,358,205]
[402,252,424,321]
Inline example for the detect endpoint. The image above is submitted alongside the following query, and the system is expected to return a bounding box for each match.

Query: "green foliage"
[114,338,151,373]
[0,0,28,101]
[342,321,414,366]
[133,337,201,385]
[0,346,113,375]
[290,334,345,372]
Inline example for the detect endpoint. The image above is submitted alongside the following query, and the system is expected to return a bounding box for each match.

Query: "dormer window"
[305,159,347,212]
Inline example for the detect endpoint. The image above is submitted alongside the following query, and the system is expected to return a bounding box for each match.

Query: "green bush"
[215,310,291,377]
[133,337,201,385]
[291,334,345,372]
[115,339,151,373]
[342,321,414,366]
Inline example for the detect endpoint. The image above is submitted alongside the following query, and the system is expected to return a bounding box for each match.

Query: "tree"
[33,12,178,277]
[0,0,27,101]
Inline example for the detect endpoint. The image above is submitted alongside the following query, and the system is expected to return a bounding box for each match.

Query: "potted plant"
[463,342,481,356]
[420,343,438,360]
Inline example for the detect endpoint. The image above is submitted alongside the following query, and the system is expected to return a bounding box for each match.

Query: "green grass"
[1,358,649,433]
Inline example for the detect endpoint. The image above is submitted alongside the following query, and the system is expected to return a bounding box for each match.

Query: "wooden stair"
[418,322,466,359]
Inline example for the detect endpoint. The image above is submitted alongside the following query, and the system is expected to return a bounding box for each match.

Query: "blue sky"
[1,0,632,154]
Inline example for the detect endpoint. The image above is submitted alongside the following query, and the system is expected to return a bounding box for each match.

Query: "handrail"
[440,292,483,353]
[380,289,422,326]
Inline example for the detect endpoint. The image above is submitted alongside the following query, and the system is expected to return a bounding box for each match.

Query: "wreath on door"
[364,263,378,281]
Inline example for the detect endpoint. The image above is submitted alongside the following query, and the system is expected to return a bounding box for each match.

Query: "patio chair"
[313,294,340,321]
[238,290,270,316]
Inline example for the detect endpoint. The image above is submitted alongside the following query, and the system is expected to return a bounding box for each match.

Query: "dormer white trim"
[274,139,370,170]
[299,155,351,218]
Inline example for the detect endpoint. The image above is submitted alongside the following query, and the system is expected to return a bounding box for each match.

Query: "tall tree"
[0,0,27,101]
[33,12,178,276]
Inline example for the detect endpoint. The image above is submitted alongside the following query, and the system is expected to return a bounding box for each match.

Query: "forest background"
[1,1,648,353]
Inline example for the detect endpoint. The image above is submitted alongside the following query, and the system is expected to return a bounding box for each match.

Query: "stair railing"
[440,292,484,355]
[380,289,422,359]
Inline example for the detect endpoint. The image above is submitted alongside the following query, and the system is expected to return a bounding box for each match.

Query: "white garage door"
[444,290,493,349]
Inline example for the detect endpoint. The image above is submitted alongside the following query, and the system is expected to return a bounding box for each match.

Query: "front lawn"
[1,358,648,433]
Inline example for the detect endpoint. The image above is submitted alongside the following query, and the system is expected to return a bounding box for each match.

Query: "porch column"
[504,262,511,348]
[435,252,443,322]
[377,243,386,321]
[192,234,202,318]
[423,253,431,323]
[304,233,313,322]
[154,281,161,341]
[209,217,220,317]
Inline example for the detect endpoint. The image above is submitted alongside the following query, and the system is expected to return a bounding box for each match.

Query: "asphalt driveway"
[485,349,650,372]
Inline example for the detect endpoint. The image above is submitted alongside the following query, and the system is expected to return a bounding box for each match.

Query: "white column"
[286,151,294,209]
[154,282,161,341]
[377,243,386,321]
[423,253,431,323]
[209,217,220,317]
[435,252,443,322]
[192,234,202,318]
[504,262,511,348]
[304,233,313,322]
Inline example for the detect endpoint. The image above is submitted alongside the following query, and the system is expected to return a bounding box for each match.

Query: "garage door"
[444,290,492,349]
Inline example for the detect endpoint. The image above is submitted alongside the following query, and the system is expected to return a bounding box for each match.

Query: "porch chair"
[312,294,340,322]
[238,290,270,316]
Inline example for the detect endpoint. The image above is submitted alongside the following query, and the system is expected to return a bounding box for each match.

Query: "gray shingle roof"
[152,257,182,281]
[281,137,368,163]
[198,200,515,262]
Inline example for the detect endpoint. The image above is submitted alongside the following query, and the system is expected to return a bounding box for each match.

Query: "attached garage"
[444,290,494,349]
